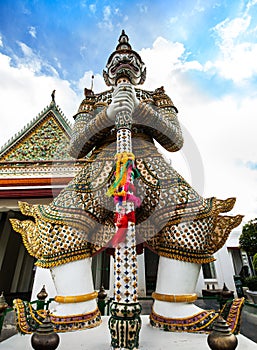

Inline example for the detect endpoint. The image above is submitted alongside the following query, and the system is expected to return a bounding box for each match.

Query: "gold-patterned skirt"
[11,137,242,268]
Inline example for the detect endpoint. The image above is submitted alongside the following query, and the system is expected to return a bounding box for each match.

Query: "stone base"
[2,316,255,350]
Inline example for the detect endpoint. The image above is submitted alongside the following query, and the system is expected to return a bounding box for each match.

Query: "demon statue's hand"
[106,83,139,121]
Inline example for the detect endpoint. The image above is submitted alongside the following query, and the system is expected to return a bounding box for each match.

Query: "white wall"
[195,245,237,296]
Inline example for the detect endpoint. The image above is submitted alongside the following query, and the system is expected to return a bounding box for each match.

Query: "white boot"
[50,258,97,316]
[150,257,217,332]
[152,257,202,318]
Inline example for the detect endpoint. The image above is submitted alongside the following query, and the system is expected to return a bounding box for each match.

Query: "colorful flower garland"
[107,152,141,247]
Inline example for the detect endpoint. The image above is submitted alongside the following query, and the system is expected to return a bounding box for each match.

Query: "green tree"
[239,218,257,256]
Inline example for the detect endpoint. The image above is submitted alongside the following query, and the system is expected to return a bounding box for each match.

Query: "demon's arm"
[133,87,183,152]
[69,95,114,158]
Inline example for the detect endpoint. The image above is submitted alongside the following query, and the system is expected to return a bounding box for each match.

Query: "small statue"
[51,89,55,103]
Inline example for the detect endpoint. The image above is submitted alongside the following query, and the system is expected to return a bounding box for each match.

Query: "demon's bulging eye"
[112,55,120,65]
[128,54,135,63]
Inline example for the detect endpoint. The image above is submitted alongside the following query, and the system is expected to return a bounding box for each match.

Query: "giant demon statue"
[11,30,243,334]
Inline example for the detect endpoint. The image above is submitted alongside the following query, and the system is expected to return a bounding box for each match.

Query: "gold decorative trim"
[152,292,197,303]
[9,218,41,259]
[150,308,218,332]
[35,251,92,269]
[13,299,102,334]
[220,297,245,334]
[215,197,236,213]
[157,250,216,264]
[208,214,244,255]
[54,291,98,304]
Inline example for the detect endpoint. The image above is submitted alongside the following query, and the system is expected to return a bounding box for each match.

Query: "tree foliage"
[244,276,257,291]
[239,218,257,255]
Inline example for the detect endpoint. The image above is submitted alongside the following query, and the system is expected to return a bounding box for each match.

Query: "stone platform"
[2,316,255,349]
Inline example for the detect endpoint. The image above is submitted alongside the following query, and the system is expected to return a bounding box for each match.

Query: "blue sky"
[1,0,256,92]
[1,0,257,223]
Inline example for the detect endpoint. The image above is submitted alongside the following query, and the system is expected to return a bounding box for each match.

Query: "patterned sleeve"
[133,87,184,152]
[69,105,114,159]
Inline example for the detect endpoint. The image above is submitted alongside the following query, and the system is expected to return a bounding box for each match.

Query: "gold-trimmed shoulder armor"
[151,86,178,111]
[75,86,178,117]
[75,89,113,116]
[136,86,178,111]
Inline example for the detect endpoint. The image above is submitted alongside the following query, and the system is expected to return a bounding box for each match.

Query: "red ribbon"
[108,211,136,247]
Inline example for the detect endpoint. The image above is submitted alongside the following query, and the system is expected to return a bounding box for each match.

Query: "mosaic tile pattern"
[13,299,101,334]
[10,86,243,267]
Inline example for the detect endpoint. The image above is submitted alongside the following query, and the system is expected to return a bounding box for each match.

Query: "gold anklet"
[55,291,98,303]
[152,292,197,303]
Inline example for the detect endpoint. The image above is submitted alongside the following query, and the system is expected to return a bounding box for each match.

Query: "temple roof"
[0,101,73,162]
[0,97,87,199]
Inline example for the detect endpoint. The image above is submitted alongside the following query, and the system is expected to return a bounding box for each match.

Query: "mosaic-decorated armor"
[11,83,242,267]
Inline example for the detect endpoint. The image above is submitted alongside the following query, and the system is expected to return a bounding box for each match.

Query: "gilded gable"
[0,109,72,162]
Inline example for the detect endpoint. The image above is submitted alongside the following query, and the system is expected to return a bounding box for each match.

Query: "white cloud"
[14,42,59,76]
[28,26,37,38]
[208,42,257,82]
[209,14,257,82]
[103,5,111,20]
[54,57,62,70]
[18,41,34,56]
[139,37,257,225]
[0,52,80,149]
[98,5,114,31]
[179,93,257,207]
[77,70,107,93]
[89,4,96,13]
[16,42,42,73]
[0,35,3,47]
[246,0,257,13]
[137,4,148,13]
[140,37,186,87]
[214,16,251,47]
[181,60,203,72]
